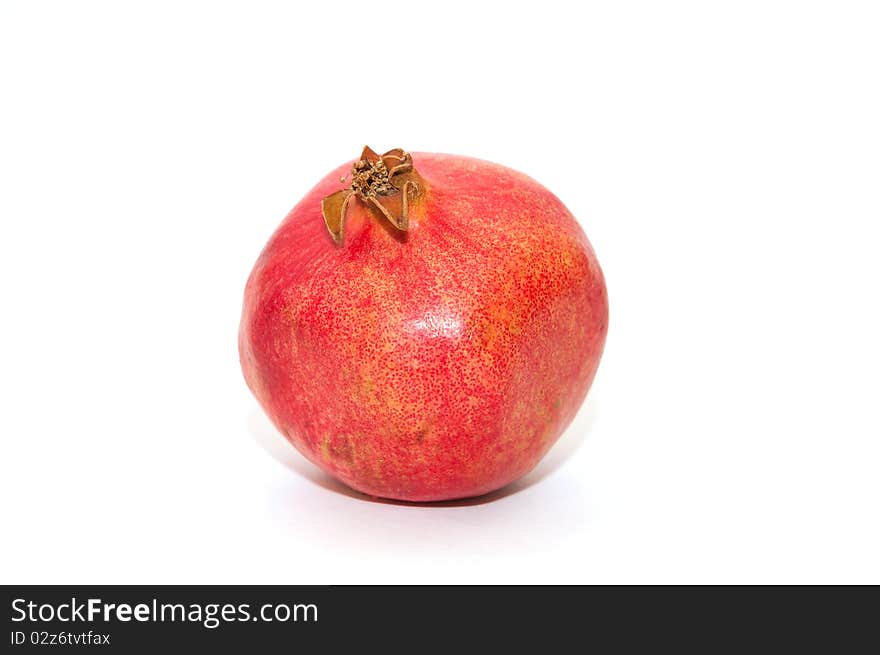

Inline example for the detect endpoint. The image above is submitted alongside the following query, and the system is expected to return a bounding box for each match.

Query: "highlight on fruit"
[240,146,608,502]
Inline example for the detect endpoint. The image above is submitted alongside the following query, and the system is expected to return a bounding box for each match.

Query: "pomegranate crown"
[321,146,422,244]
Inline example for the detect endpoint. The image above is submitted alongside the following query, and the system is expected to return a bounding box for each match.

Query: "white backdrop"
[1,1,878,584]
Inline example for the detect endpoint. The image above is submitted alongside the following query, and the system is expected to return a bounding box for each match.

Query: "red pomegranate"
[240,147,608,501]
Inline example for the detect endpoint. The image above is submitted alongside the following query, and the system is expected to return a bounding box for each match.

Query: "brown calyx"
[321,146,425,244]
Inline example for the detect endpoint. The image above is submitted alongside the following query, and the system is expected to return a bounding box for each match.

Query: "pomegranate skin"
[240,152,608,501]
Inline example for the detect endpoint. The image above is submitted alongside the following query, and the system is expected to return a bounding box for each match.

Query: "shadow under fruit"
[239,147,608,502]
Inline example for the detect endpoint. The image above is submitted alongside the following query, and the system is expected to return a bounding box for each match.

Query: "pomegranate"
[240,147,608,501]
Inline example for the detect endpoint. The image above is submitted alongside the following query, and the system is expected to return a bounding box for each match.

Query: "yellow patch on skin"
[385,393,403,413]
[540,421,556,446]
[489,304,512,323]
[321,433,354,465]
[513,435,531,454]
[360,376,376,403]
[490,300,527,339]
[480,320,501,350]
[559,249,574,270]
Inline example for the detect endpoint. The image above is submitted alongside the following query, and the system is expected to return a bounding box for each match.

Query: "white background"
[1,1,878,584]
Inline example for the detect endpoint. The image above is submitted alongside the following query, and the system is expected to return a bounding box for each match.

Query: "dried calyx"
[321,146,423,244]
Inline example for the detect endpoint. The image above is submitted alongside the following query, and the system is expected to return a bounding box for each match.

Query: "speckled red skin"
[239,153,608,502]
